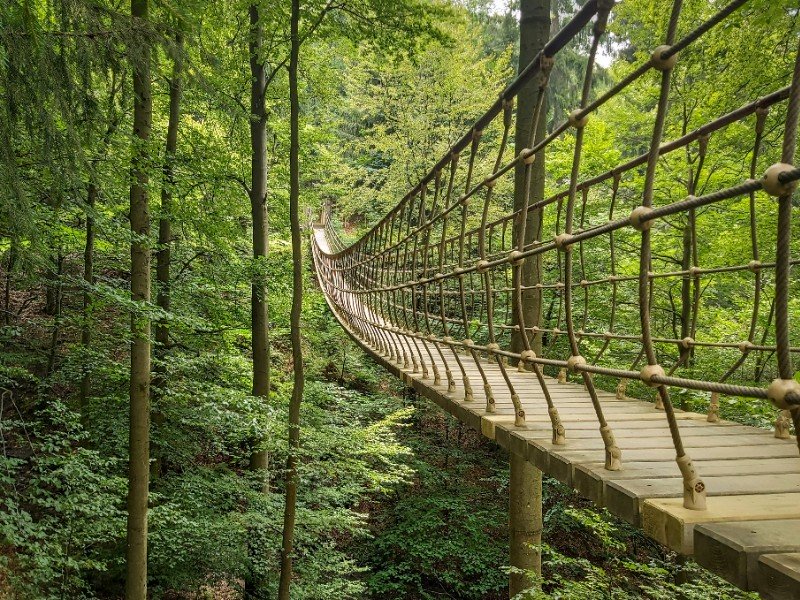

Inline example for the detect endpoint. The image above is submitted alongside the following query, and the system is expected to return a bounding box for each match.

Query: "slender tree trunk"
[249,1,270,488]
[80,183,96,405]
[152,34,183,480]
[45,255,59,317]
[509,0,549,593]
[126,0,152,598]
[278,1,302,597]
[46,251,64,376]
[4,243,15,326]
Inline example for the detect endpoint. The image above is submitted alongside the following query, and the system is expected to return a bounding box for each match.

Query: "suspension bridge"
[312,0,800,596]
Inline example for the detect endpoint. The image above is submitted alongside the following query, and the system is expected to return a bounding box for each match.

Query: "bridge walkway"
[313,224,800,597]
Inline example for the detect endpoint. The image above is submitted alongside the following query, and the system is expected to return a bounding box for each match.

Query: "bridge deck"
[313,226,800,597]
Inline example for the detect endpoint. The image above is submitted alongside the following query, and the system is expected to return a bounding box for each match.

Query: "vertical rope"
[775,39,800,381]
[559,2,620,470]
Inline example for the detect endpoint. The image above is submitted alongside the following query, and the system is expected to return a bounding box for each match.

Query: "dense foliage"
[0,0,796,598]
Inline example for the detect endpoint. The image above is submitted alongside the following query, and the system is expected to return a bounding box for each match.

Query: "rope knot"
[629,206,654,231]
[762,163,797,196]
[568,108,589,128]
[567,355,587,372]
[640,364,665,387]
[767,378,800,410]
[650,45,677,71]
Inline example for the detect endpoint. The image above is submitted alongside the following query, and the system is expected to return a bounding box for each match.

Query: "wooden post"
[509,451,543,596]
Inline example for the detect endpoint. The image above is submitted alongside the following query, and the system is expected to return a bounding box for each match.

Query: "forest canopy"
[0,0,798,599]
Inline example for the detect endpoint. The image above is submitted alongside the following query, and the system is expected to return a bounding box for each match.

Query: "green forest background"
[1,0,798,598]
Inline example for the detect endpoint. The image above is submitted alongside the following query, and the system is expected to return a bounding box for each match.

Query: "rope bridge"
[313,0,800,593]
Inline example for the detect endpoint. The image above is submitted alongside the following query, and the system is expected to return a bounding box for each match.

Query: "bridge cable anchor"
[484,383,496,413]
[775,409,792,439]
[600,425,622,471]
[707,392,720,423]
[511,393,526,428]
[549,406,566,445]
[463,375,474,402]
[677,454,707,511]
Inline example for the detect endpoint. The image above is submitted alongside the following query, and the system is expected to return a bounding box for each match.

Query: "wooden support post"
[509,451,542,597]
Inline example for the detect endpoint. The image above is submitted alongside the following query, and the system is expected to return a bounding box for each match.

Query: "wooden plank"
[759,553,800,600]
[542,445,800,487]
[642,494,800,554]
[693,521,800,591]
[606,475,800,525]
[529,433,783,452]
[573,459,800,505]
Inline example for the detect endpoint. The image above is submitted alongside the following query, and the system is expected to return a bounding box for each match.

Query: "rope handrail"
[312,0,800,513]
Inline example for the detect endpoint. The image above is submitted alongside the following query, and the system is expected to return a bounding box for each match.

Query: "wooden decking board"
[573,459,800,505]
[541,445,799,490]
[518,433,784,452]
[642,494,800,554]
[607,476,800,525]
[759,553,800,599]
[693,521,800,591]
[313,227,800,596]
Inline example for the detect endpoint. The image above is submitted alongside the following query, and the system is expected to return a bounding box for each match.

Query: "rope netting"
[313,0,800,510]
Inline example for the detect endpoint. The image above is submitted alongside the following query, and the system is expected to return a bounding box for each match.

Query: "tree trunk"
[243,8,270,599]
[46,251,64,376]
[511,0,550,357]
[80,183,96,404]
[152,33,183,480]
[278,0,302,597]
[4,243,15,326]
[126,0,152,597]
[509,0,549,591]
[249,1,270,487]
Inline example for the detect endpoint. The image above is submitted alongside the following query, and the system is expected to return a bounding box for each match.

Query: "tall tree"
[278,0,303,596]
[509,0,549,596]
[80,182,97,403]
[248,1,270,488]
[126,0,152,597]
[152,33,183,478]
[511,0,549,357]
[243,6,271,599]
